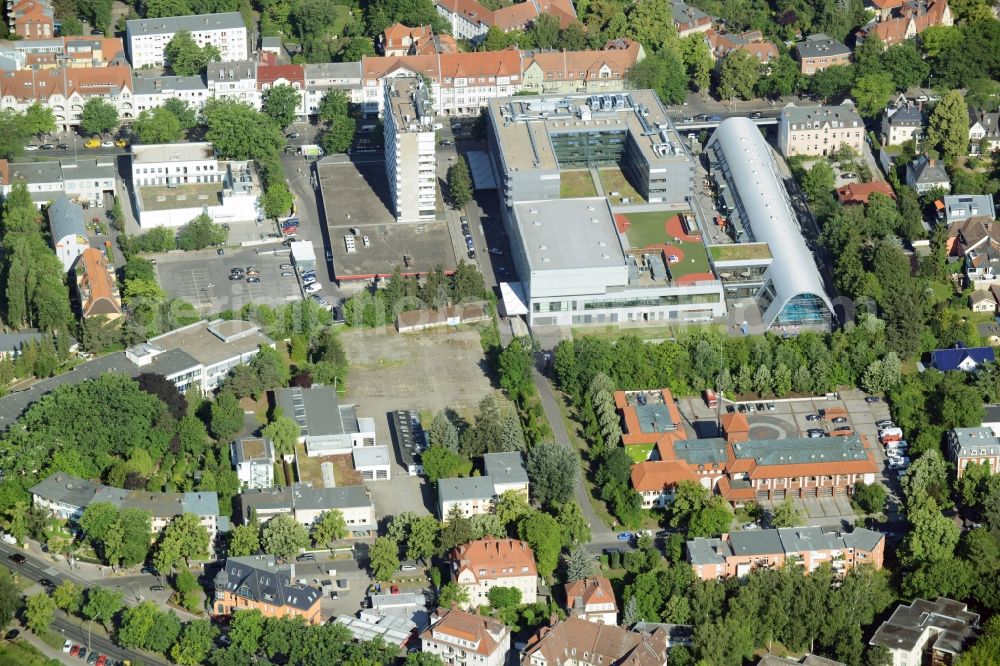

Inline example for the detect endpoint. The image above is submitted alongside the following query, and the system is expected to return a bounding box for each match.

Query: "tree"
[854,481,887,514]
[807,64,856,101]
[53,580,83,614]
[526,442,577,507]
[439,506,476,553]
[203,99,285,161]
[406,653,445,666]
[405,515,439,563]
[117,601,160,649]
[498,337,534,402]
[176,213,228,251]
[802,161,836,202]
[718,50,760,100]
[83,586,124,630]
[369,536,400,582]
[903,493,960,567]
[421,444,472,483]
[312,509,347,547]
[60,16,84,35]
[262,514,310,560]
[564,544,598,581]
[428,411,459,452]
[927,90,969,162]
[517,512,561,580]
[164,97,198,129]
[321,115,357,154]
[669,482,732,538]
[210,391,244,441]
[680,34,713,91]
[447,157,473,208]
[22,104,55,137]
[80,502,120,547]
[262,415,299,458]
[24,592,55,634]
[557,500,591,547]
[133,107,183,144]
[627,50,688,104]
[262,84,302,128]
[757,53,799,98]
[487,586,522,610]
[228,522,260,557]
[317,90,350,124]
[80,98,118,136]
[171,619,219,666]
[851,73,896,117]
[154,513,210,571]
[770,498,803,527]
[438,581,469,608]
[261,181,294,220]
[228,610,265,656]
[137,373,186,419]
[165,31,221,75]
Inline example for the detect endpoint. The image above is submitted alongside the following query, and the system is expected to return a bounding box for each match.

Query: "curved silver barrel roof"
[706,118,832,328]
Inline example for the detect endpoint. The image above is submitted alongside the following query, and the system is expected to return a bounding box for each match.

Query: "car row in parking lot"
[728,402,776,413]
[62,640,119,665]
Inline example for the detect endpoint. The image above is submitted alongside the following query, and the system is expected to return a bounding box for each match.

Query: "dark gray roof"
[275,386,359,438]
[235,484,372,520]
[483,452,528,486]
[796,33,850,59]
[870,598,979,655]
[757,656,845,666]
[908,156,950,184]
[133,74,208,95]
[30,472,219,517]
[671,1,711,25]
[207,60,255,82]
[215,555,321,611]
[59,157,116,181]
[984,404,1000,423]
[780,103,862,127]
[687,527,884,565]
[47,195,85,242]
[438,476,495,503]
[144,347,200,378]
[127,12,245,36]
[390,409,425,468]
[0,330,49,354]
[304,62,362,80]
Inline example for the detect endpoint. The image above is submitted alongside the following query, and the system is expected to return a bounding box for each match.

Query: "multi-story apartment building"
[438,453,529,519]
[131,142,221,187]
[2,36,126,69]
[869,597,979,666]
[947,427,1000,478]
[231,437,276,490]
[234,484,376,534]
[687,527,885,580]
[383,76,436,223]
[778,104,864,157]
[0,65,135,130]
[435,0,575,43]
[671,2,713,37]
[420,607,511,666]
[521,617,669,666]
[451,538,538,609]
[857,0,952,47]
[519,39,644,95]
[126,12,248,69]
[563,577,618,625]
[881,102,923,146]
[206,59,258,108]
[795,34,851,74]
[303,62,362,114]
[133,74,209,112]
[213,555,322,624]
[258,61,306,118]
[0,157,116,208]
[75,247,123,320]
[30,472,222,544]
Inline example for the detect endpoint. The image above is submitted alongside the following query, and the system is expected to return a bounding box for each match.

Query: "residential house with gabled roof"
[213,555,322,624]
[881,102,923,146]
[970,289,996,313]
[704,29,778,64]
[421,607,511,666]
[965,245,1000,289]
[856,0,952,46]
[940,194,996,225]
[0,65,135,130]
[435,0,576,42]
[686,526,885,580]
[968,108,1000,155]
[258,60,306,118]
[563,576,618,625]
[671,2,713,37]
[438,452,529,519]
[905,155,950,194]
[8,0,53,39]
[521,617,669,666]
[947,427,1000,478]
[451,537,537,609]
[381,23,457,56]
[948,216,1000,256]
[795,34,850,75]
[835,181,896,206]
[520,39,644,95]
[930,342,995,371]
[75,247,123,321]
[758,655,846,665]
[47,195,87,273]
[778,103,864,157]
[869,597,979,666]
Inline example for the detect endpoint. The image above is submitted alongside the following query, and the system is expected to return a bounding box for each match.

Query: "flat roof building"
[869,598,979,666]
[487,91,694,207]
[506,198,725,327]
[383,76,436,223]
[126,12,248,69]
[274,386,376,456]
[234,484,375,533]
[706,118,833,330]
[232,437,276,490]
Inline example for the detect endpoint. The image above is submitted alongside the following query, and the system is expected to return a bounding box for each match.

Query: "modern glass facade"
[549,130,628,167]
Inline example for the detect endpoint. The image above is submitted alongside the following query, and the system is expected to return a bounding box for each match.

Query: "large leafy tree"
[171,619,219,666]
[926,90,969,162]
[262,514,310,560]
[526,441,577,507]
[312,509,348,546]
[227,522,261,557]
[80,98,118,136]
[627,50,688,104]
[369,536,400,582]
[24,592,55,634]
[203,99,285,160]
[133,107,184,144]
[83,586,124,631]
[153,513,210,571]
[176,213,228,251]
[517,512,560,580]
[447,157,473,208]
[262,84,302,128]
[164,31,221,75]
[718,50,760,101]
[210,390,244,441]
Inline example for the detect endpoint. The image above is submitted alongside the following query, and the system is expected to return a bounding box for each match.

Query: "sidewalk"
[16,626,70,665]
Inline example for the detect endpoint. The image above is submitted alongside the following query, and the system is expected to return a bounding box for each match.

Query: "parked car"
[439,139,454,146]
[100,140,114,148]
[281,271,294,277]
[807,429,825,437]
[84,138,101,149]
[832,425,852,433]
[806,414,822,422]
[616,532,633,542]
[304,282,323,294]
[56,143,69,150]
[40,143,55,150]
[297,553,316,561]
[755,403,765,411]
[150,585,165,591]
[228,274,243,281]
[8,554,25,564]
[288,132,300,139]
[38,578,54,590]
[70,645,80,657]
[302,276,317,285]
[707,115,722,121]
[246,276,261,284]
[742,523,759,530]
[832,416,849,424]
[63,641,73,653]
[280,263,293,270]
[96,655,108,666]
[865,396,881,403]
[467,249,476,259]
[750,111,763,119]
[401,564,417,571]
[78,647,87,660]
[4,629,19,641]
[24,145,38,151]
[390,584,400,594]
[88,651,99,665]
[876,419,894,428]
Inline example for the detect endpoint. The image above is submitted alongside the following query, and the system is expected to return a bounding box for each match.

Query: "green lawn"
[598,168,644,204]
[619,211,711,278]
[625,444,654,463]
[560,170,598,198]
[331,6,355,38]
[709,243,772,261]
[0,639,55,666]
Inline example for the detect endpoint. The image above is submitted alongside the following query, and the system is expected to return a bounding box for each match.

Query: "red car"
[390,585,400,595]
[70,645,80,657]
[95,655,107,666]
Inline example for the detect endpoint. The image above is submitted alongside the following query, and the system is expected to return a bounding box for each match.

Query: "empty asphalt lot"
[154,245,305,314]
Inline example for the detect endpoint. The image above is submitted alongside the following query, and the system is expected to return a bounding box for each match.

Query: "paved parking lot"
[154,245,306,314]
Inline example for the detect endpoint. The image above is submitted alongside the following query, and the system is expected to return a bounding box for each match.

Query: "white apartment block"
[303,62,363,115]
[207,60,259,109]
[126,12,247,69]
[133,75,210,113]
[778,103,864,157]
[131,142,221,187]
[231,437,275,490]
[420,608,510,666]
[383,76,436,223]
[451,538,538,610]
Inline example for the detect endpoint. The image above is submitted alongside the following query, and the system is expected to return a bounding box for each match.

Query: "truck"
[300,144,324,157]
[820,407,848,420]
[703,389,718,408]
[880,427,903,444]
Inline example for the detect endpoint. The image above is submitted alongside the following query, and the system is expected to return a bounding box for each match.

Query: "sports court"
[615,211,714,283]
